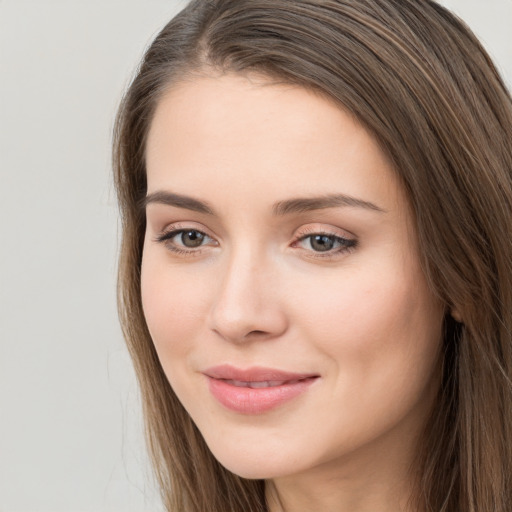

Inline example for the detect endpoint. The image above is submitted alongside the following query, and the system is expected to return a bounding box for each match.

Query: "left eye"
[297,234,355,253]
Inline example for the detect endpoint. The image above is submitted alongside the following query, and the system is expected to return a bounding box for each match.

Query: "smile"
[203,365,319,414]
[223,379,303,388]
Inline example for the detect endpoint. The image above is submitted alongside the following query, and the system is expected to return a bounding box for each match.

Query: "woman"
[113,1,512,511]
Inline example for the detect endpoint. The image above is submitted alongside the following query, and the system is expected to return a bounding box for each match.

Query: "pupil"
[182,230,204,247]
[311,235,334,252]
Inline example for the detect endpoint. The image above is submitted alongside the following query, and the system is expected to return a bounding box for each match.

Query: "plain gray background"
[0,1,510,511]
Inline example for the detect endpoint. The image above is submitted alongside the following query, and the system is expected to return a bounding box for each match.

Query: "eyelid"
[293,223,356,241]
[291,224,358,258]
[155,221,215,239]
[152,221,357,259]
[153,222,219,254]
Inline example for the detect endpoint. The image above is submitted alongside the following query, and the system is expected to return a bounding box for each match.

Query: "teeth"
[225,379,289,388]
[249,380,285,388]
[229,380,251,388]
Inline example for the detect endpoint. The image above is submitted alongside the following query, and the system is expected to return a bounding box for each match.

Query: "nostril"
[245,330,269,338]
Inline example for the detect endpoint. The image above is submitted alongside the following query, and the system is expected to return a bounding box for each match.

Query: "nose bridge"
[208,242,287,342]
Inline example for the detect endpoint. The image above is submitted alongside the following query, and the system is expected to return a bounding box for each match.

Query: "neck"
[266,474,417,512]
[265,422,425,512]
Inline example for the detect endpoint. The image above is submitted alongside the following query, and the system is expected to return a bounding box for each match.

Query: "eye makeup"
[153,222,358,261]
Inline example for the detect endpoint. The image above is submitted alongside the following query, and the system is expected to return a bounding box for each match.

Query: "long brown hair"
[113,1,512,510]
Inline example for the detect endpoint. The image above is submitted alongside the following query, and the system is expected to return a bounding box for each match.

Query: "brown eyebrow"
[143,191,385,216]
[272,194,385,215]
[143,191,214,215]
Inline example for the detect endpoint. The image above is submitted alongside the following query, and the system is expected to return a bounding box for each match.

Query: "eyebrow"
[272,194,385,215]
[143,191,214,214]
[143,191,385,215]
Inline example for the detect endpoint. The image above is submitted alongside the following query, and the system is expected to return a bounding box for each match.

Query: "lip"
[203,365,319,414]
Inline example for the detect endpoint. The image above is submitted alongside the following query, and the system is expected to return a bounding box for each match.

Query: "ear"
[450,307,463,323]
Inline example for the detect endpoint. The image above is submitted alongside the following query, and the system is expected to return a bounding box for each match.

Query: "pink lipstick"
[203,365,319,414]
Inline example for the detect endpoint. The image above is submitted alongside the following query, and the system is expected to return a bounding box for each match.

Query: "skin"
[141,73,445,512]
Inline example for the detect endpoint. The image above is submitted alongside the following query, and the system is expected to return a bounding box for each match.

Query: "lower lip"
[206,377,317,414]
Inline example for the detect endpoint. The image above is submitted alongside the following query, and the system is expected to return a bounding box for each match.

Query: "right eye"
[156,228,216,254]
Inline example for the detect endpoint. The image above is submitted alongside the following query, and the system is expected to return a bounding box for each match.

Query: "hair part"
[113,1,512,510]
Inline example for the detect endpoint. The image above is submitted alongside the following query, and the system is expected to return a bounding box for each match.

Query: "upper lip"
[203,364,319,382]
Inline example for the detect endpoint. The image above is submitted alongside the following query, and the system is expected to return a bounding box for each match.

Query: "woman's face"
[141,73,445,482]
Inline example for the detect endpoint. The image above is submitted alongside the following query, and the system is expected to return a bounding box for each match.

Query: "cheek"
[288,265,444,452]
[140,251,210,359]
[292,266,420,344]
[290,261,443,388]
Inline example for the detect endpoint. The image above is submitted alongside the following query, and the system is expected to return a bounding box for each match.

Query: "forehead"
[145,73,403,213]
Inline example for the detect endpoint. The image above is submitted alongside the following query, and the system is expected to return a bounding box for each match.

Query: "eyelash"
[292,229,357,258]
[154,226,357,259]
[155,227,216,256]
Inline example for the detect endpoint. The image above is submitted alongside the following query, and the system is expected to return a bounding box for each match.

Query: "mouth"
[203,365,319,414]
[220,378,309,388]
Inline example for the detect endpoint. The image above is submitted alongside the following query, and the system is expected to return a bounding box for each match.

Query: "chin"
[219,460,287,481]
[205,441,297,480]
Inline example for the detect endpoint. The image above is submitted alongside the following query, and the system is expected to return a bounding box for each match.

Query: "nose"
[207,249,288,343]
